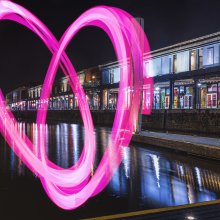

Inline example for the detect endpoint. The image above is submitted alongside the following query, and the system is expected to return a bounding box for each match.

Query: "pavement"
[132,130,220,159]
[139,131,220,147]
[84,199,220,220]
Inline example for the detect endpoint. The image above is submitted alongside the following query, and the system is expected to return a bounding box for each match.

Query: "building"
[6,86,28,110]
[6,31,220,111]
[148,32,220,110]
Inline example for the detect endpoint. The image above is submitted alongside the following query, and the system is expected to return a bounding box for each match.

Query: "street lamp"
[197,82,201,109]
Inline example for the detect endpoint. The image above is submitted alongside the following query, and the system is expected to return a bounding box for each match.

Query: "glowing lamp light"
[0,0,153,210]
[186,216,196,220]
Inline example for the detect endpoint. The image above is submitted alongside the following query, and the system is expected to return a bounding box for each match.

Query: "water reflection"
[0,122,220,210]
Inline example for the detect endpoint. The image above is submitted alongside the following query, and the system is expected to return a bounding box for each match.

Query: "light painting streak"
[0,0,153,210]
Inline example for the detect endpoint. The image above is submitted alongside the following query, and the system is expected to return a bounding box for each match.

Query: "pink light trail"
[0,0,153,210]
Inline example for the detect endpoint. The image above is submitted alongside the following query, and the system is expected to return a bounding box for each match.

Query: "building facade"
[6,86,28,110]
[6,32,220,111]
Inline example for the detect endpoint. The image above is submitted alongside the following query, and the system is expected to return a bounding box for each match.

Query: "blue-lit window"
[161,56,170,75]
[191,50,196,70]
[102,69,110,85]
[176,51,190,73]
[199,48,203,69]
[207,47,214,65]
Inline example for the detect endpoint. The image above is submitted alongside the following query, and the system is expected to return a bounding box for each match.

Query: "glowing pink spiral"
[0,0,153,210]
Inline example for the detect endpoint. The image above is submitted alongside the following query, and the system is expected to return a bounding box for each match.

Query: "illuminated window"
[173,55,177,73]
[191,50,196,70]
[207,47,214,65]
[199,48,203,69]
[110,70,114,84]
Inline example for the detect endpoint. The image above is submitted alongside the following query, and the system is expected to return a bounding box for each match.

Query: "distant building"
[6,86,28,110]
[6,31,220,111]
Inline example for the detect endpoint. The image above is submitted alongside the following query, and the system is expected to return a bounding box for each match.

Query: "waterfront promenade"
[85,199,220,219]
[132,131,220,159]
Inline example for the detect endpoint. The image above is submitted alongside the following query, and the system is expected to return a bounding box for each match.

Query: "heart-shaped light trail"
[0,0,153,210]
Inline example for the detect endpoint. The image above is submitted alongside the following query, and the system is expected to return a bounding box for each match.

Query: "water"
[0,122,220,219]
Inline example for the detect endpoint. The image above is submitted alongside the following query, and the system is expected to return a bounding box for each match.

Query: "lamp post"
[197,82,201,109]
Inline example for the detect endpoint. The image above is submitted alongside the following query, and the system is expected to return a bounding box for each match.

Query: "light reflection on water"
[0,122,220,210]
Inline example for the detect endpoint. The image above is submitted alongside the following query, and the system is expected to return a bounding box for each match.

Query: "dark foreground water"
[0,122,220,220]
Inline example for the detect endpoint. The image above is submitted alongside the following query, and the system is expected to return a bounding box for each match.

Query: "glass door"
[165,96,169,109]
[184,95,193,109]
[207,93,217,108]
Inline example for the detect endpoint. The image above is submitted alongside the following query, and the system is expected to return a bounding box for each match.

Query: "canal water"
[0,122,220,219]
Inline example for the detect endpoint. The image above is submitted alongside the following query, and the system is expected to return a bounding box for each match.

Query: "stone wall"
[13,109,220,135]
[141,109,220,135]
[13,110,115,126]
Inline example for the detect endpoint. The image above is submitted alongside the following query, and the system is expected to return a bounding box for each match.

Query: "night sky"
[1,0,220,93]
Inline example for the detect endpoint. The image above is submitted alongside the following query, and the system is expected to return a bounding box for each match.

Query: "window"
[147,58,162,76]
[160,88,165,109]
[207,84,217,92]
[169,57,172,73]
[173,55,177,73]
[206,84,217,109]
[199,48,203,69]
[145,61,150,77]
[38,88,41,97]
[207,93,217,108]
[173,87,179,108]
[191,50,196,70]
[102,70,110,85]
[102,89,108,110]
[110,70,114,84]
[113,68,120,83]
[176,51,190,73]
[207,47,214,65]
[161,56,170,75]
[79,73,85,85]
